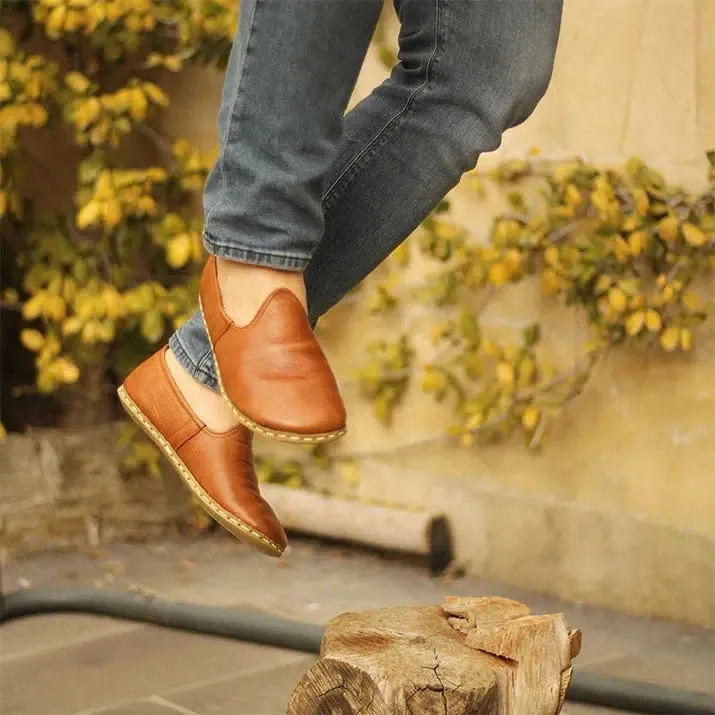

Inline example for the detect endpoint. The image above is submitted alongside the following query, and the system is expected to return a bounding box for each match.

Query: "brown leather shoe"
[198,255,346,444]
[117,347,288,557]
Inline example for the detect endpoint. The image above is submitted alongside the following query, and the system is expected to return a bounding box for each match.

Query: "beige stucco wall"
[165,0,715,626]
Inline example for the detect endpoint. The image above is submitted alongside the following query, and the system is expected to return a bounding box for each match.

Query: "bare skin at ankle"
[165,347,240,433]
[216,258,307,326]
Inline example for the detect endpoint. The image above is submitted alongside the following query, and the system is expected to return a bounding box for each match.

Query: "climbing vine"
[356,153,715,449]
[0,0,235,441]
[0,0,238,496]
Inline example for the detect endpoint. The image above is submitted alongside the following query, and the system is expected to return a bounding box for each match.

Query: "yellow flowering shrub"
[357,154,715,449]
[1,1,236,411]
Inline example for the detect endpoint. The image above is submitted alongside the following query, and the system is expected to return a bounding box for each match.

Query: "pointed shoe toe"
[118,347,287,557]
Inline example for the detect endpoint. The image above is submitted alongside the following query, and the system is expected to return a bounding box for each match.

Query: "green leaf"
[434,199,450,214]
[373,394,390,423]
[458,307,481,346]
[506,191,527,212]
[522,322,541,347]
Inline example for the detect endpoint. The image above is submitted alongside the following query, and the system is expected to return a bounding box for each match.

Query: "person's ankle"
[165,348,240,433]
[216,258,307,327]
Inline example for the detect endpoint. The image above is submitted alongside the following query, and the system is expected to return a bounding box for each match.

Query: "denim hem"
[168,333,219,393]
[203,232,310,271]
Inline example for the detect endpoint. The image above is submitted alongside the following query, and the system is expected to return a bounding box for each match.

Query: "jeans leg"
[171,0,380,388]
[172,0,563,390]
[305,0,563,321]
[203,0,382,269]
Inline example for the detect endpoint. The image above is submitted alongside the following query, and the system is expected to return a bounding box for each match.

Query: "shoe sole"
[199,298,347,445]
[117,385,284,557]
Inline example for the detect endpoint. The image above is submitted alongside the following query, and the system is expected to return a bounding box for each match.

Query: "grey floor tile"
[167,657,316,715]
[91,700,193,715]
[0,625,303,715]
[0,614,136,663]
[585,629,715,696]
[559,603,705,668]
[3,537,712,714]
[563,705,630,715]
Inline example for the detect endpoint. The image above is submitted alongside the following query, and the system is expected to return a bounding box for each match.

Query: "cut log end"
[288,596,580,715]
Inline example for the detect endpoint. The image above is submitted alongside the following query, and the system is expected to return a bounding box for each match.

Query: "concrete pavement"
[1,536,713,714]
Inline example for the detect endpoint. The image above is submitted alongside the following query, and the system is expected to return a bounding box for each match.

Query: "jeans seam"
[203,0,262,235]
[195,347,214,375]
[170,333,217,387]
[321,0,444,211]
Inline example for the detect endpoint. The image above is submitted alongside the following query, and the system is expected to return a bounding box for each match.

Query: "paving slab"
[0,614,137,663]
[563,707,630,715]
[0,621,304,715]
[89,700,191,715]
[165,657,316,715]
[586,628,715,695]
[2,535,713,715]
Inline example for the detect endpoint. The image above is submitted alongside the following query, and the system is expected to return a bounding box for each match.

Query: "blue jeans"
[170,0,563,392]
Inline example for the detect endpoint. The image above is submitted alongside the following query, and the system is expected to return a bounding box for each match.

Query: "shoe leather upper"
[200,255,346,435]
[123,348,288,551]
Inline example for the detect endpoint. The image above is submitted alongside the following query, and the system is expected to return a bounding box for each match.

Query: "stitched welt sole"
[117,385,283,557]
[198,298,346,445]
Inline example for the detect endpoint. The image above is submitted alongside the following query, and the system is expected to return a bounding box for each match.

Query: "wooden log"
[287,596,581,715]
[261,483,454,574]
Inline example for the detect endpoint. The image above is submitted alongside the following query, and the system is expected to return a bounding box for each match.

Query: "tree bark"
[287,596,581,715]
